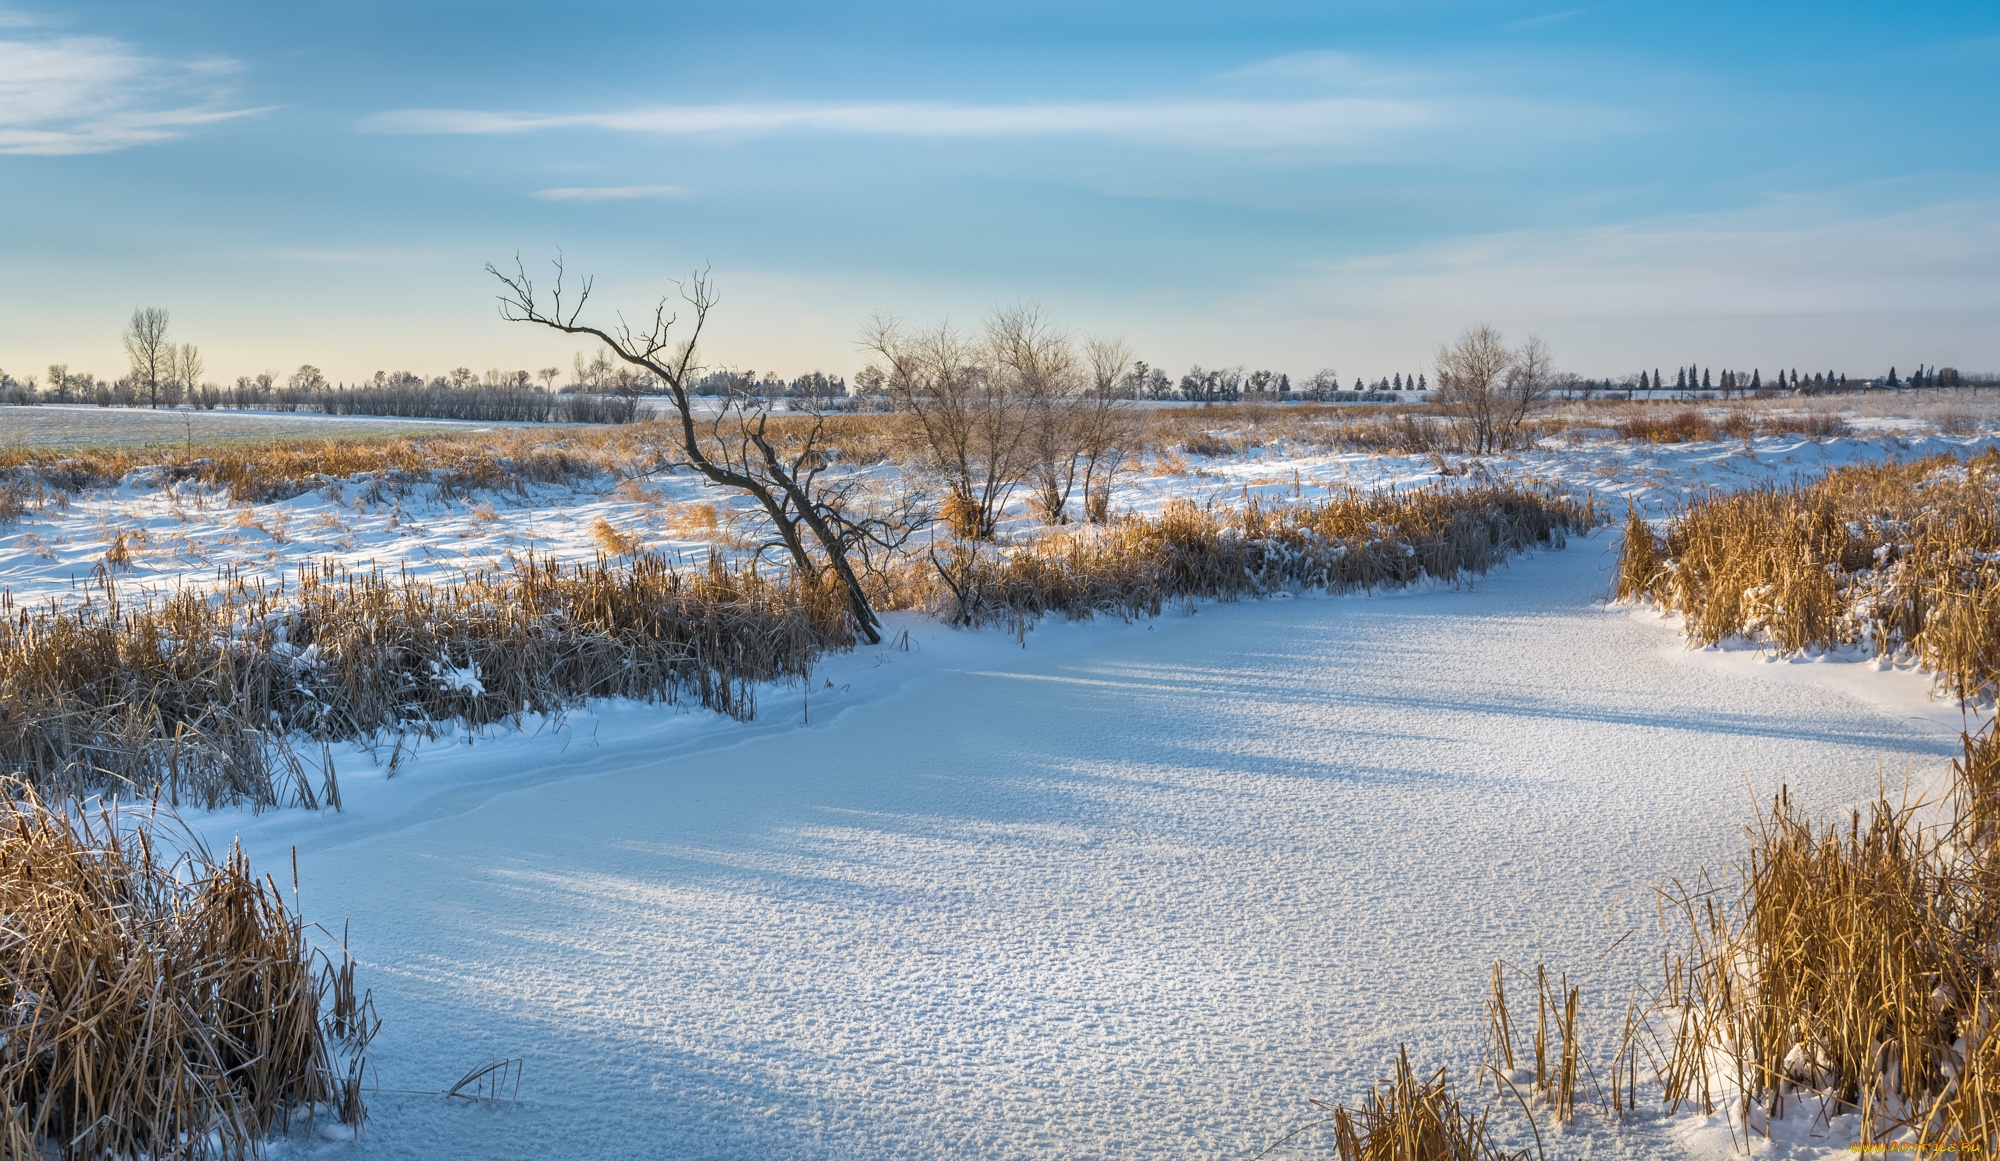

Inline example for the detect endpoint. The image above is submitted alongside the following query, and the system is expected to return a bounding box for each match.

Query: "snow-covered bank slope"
[215,530,1959,1160]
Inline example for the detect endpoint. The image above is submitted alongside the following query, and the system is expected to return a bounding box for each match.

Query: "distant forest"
[2,307,1989,426]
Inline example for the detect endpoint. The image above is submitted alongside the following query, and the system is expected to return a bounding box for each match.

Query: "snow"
[4,425,1993,612]
[180,531,1964,1160]
[12,418,1997,1158]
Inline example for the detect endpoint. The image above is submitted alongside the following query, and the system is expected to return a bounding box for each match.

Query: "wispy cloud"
[1310,196,2000,320]
[268,247,445,266]
[362,97,1437,151]
[0,33,267,155]
[531,184,690,202]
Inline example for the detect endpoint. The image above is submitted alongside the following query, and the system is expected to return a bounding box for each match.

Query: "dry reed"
[920,481,1601,631]
[1651,751,2000,1152]
[1618,449,2000,701]
[0,553,850,805]
[1258,1046,1533,1161]
[0,781,372,1157]
[1619,447,2000,1145]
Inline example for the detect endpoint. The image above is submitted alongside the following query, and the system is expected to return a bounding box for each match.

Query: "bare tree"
[169,343,203,407]
[1499,334,1551,445]
[122,307,171,409]
[1432,325,1550,453]
[990,305,1089,525]
[1077,337,1134,522]
[862,313,1025,539]
[491,257,900,644]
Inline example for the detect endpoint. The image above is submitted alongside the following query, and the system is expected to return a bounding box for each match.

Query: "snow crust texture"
[237,534,1960,1160]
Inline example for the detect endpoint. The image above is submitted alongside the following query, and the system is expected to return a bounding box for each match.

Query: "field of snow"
[7,410,1997,1158]
[6,415,1994,612]
[0,403,475,448]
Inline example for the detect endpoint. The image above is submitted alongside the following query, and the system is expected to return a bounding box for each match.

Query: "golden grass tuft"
[1258,1047,1532,1161]
[0,781,372,1157]
[917,481,1601,630]
[1653,745,2000,1150]
[1614,409,1720,444]
[589,516,645,556]
[1618,449,2000,700]
[0,553,850,804]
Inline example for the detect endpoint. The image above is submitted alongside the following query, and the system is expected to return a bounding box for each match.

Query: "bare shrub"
[863,314,1024,539]
[1433,327,1550,453]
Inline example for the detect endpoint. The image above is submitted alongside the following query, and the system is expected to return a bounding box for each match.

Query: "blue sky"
[4,1,1997,386]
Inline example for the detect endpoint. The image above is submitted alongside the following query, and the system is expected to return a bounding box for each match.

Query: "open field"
[0,403,483,449]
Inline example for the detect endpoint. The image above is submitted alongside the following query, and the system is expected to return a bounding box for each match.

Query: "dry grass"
[1612,409,1720,444]
[0,781,372,1157]
[917,481,1601,631]
[1650,733,2000,1151]
[1617,449,2000,701]
[589,516,646,556]
[1258,1046,1533,1161]
[0,553,849,805]
[1619,446,2000,1147]
[1606,407,1854,444]
[0,412,919,507]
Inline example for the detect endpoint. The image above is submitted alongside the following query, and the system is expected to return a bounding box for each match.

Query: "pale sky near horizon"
[3,1,1997,388]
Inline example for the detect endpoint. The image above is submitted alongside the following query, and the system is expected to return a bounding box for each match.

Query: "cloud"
[1310,197,2000,320]
[1257,194,2000,369]
[362,96,1438,151]
[531,184,691,202]
[0,33,267,155]
[269,247,446,266]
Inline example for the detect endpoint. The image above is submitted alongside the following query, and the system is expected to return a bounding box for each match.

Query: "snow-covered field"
[7,412,1997,1158]
[6,410,1993,611]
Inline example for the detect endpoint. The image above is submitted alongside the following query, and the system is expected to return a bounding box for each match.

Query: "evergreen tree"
[1701,368,1711,390]
[1887,366,1899,387]
[1353,378,1363,392]
[1392,372,1402,390]
[1675,368,1686,390]
[1750,369,1761,391]
[1418,374,1427,390]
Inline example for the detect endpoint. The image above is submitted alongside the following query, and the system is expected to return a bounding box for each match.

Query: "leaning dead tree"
[489,257,898,644]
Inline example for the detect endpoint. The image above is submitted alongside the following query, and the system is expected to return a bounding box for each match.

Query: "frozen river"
[243,529,1960,1159]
